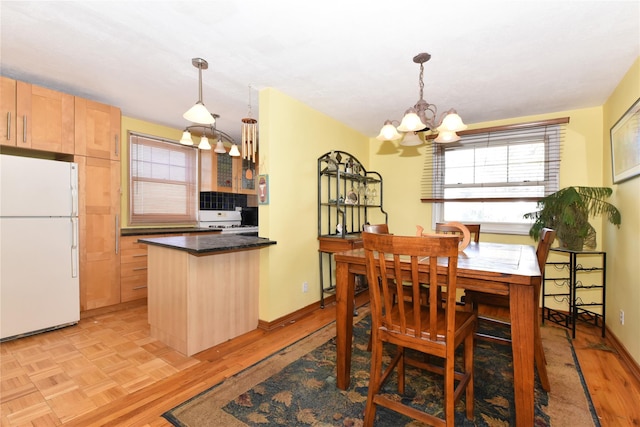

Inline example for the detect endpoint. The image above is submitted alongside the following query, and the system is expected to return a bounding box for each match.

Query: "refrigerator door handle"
[71,217,79,278]
[70,163,79,216]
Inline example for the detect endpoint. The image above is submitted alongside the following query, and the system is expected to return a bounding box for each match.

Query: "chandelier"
[376,52,467,145]
[180,114,240,156]
[181,58,239,155]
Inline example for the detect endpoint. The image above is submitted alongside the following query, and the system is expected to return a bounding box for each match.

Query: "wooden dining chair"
[464,227,557,391]
[362,223,390,234]
[362,232,476,427]
[436,222,481,243]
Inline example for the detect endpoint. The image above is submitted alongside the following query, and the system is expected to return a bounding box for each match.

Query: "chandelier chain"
[418,62,424,101]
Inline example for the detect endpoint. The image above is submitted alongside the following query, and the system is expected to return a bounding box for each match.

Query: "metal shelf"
[317,151,388,308]
[542,248,606,338]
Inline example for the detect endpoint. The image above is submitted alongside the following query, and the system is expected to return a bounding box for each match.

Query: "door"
[76,156,121,310]
[0,154,77,217]
[16,81,75,153]
[0,76,17,147]
[75,97,121,160]
[1,217,80,339]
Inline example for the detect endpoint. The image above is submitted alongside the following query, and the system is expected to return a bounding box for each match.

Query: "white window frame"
[431,124,562,235]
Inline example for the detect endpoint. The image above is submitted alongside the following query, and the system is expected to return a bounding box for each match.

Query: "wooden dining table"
[334,241,541,427]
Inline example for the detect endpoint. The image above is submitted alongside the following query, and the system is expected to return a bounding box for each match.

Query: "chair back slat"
[363,232,459,344]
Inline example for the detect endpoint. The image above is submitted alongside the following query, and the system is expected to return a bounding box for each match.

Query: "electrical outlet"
[619,309,624,325]
[302,281,308,293]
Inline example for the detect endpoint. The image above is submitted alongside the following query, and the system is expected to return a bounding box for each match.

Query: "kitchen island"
[139,234,276,356]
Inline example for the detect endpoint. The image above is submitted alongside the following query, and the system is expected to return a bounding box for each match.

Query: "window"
[128,132,198,225]
[422,120,566,234]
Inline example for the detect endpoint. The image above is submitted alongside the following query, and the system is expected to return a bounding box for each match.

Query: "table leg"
[336,260,355,390]
[510,283,535,427]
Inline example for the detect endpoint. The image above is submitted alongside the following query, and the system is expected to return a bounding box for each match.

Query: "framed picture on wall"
[610,97,640,183]
[258,174,269,205]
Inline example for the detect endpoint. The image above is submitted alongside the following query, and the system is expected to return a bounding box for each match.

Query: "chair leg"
[444,349,456,426]
[464,332,475,420]
[364,337,383,427]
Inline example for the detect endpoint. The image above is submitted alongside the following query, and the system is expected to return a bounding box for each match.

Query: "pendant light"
[183,58,215,125]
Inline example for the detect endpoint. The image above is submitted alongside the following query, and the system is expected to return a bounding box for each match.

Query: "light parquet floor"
[1,296,639,426]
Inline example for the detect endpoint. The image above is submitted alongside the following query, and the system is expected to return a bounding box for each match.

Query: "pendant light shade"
[198,135,211,150]
[180,131,194,146]
[184,102,215,125]
[434,130,461,143]
[376,120,402,141]
[214,139,226,154]
[437,110,467,132]
[400,131,423,146]
[183,58,215,125]
[397,108,426,132]
[229,144,241,157]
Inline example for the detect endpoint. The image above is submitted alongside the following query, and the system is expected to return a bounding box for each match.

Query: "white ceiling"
[1,1,639,143]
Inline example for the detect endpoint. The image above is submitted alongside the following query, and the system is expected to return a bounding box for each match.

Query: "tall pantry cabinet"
[74,98,122,311]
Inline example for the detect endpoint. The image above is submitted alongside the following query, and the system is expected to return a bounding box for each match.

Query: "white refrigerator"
[1,154,80,341]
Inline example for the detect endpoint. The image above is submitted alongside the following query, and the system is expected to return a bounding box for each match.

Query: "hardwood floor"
[1,295,639,426]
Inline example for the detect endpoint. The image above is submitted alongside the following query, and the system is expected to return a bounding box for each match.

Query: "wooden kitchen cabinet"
[120,236,149,302]
[120,232,220,303]
[76,155,121,311]
[75,97,121,160]
[4,79,75,153]
[0,76,17,147]
[200,150,257,194]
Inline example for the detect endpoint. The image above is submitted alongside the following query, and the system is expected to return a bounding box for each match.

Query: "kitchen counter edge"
[138,234,276,256]
[121,227,220,236]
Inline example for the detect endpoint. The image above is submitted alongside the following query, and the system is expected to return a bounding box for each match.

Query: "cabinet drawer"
[121,249,147,265]
[121,273,147,302]
[121,259,148,276]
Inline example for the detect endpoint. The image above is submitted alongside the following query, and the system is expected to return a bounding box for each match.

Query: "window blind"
[421,118,567,203]
[129,132,198,225]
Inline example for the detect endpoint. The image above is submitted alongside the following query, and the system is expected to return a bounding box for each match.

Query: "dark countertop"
[121,227,220,236]
[138,234,276,256]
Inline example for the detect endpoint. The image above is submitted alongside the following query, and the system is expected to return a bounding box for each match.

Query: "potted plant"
[524,186,621,251]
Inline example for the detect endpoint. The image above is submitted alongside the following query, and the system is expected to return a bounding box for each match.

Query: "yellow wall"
[602,57,640,363]
[257,88,370,321]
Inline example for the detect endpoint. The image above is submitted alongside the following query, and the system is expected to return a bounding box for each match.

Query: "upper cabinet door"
[0,77,17,147]
[75,97,121,160]
[15,81,75,153]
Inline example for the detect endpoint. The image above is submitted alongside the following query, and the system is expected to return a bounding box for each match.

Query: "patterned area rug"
[164,306,598,426]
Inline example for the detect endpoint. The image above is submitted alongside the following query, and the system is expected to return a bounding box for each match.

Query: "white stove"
[198,210,259,235]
